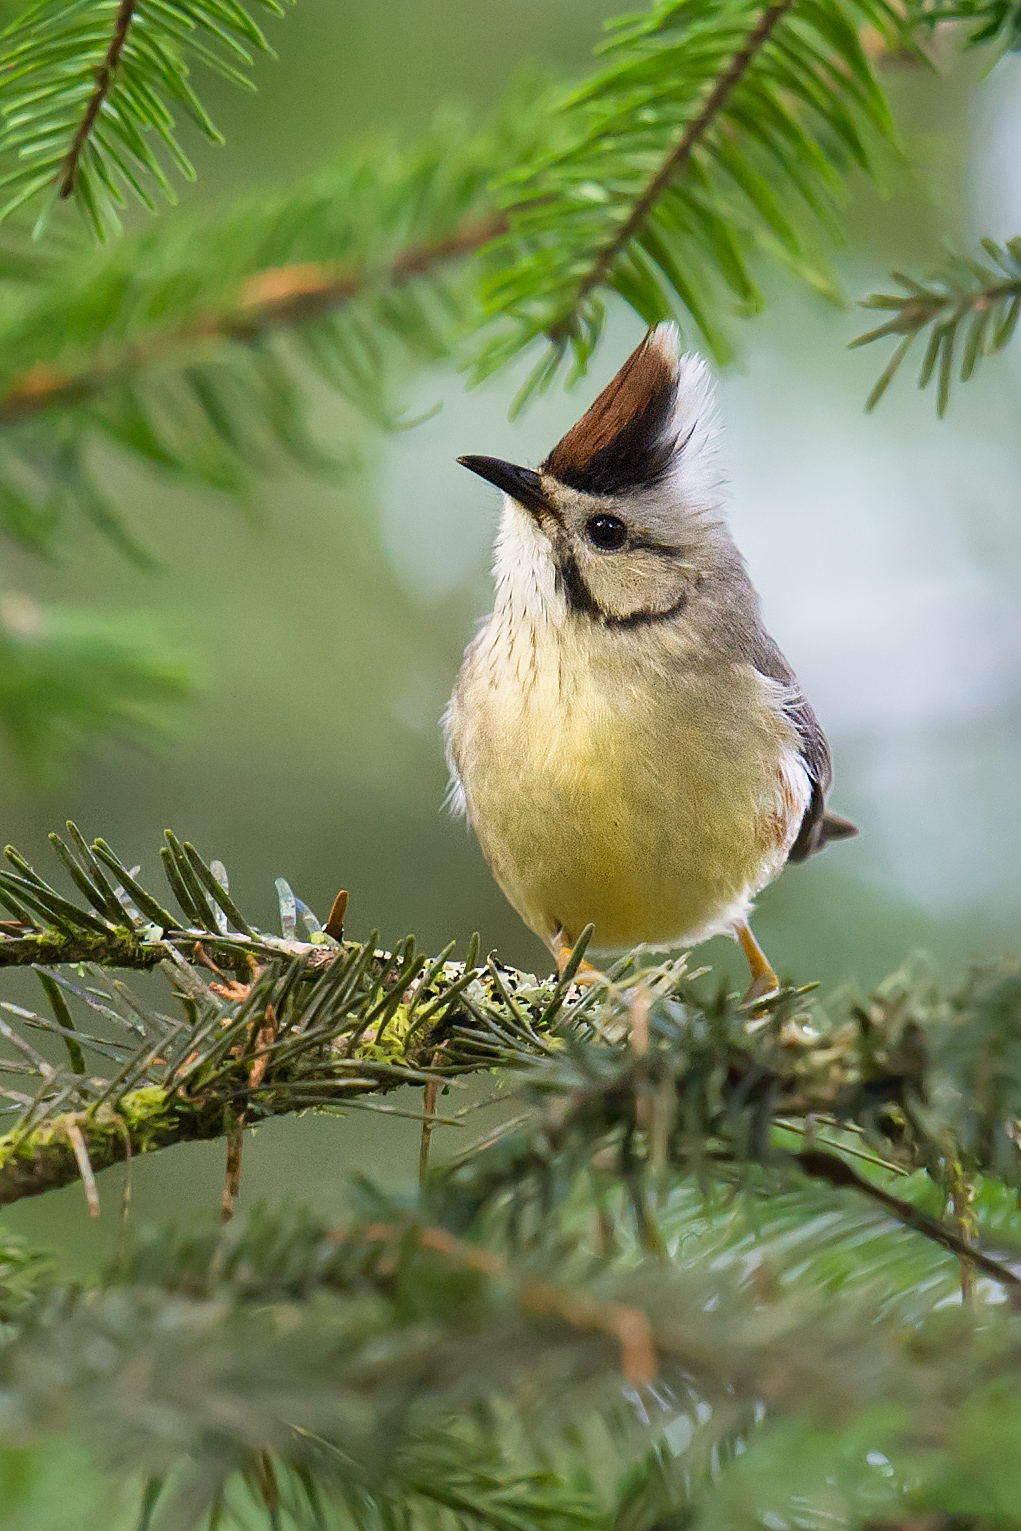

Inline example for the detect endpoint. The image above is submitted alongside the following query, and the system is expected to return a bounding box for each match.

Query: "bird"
[442,322,857,999]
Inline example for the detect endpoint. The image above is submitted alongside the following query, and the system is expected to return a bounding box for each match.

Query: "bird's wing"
[746,627,857,862]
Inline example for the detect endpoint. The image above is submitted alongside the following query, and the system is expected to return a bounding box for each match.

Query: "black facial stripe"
[555,553,691,627]
[556,552,601,617]
[599,592,690,629]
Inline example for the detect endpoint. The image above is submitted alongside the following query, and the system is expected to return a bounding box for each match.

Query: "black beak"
[457,455,546,516]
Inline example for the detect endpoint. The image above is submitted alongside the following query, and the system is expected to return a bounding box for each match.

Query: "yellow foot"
[735,921,780,1005]
[552,930,603,987]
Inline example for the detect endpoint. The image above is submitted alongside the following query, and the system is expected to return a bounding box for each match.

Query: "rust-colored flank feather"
[543,327,680,496]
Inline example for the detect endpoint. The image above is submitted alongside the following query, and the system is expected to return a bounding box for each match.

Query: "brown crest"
[543,325,680,496]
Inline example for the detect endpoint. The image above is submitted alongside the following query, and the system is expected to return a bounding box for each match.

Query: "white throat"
[491,499,567,629]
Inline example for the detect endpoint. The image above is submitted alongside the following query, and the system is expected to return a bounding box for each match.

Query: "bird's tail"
[821,812,858,844]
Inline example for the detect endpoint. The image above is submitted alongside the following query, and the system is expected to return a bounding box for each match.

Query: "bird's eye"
[585,513,628,551]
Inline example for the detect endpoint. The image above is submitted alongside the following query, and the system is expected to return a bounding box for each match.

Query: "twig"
[221,1110,244,1223]
[65,1120,100,1217]
[324,891,348,942]
[518,1279,657,1387]
[58,0,138,198]
[775,1118,909,1176]
[796,1149,1021,1300]
[943,1139,978,1306]
[552,0,795,335]
[247,1004,277,1093]
[115,1114,132,1261]
[359,1223,659,1387]
[419,1048,446,1186]
[629,986,650,1060]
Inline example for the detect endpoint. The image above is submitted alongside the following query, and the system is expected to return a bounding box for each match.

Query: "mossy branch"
[1,824,1020,1249]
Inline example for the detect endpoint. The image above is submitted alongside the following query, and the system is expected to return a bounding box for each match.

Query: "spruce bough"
[0,825,1019,1526]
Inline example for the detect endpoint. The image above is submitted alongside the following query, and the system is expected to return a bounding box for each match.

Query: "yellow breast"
[447,611,804,954]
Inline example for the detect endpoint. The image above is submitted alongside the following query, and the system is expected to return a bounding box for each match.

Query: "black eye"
[585,513,628,551]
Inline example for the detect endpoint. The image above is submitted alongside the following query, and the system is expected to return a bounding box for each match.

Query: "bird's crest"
[543,323,682,496]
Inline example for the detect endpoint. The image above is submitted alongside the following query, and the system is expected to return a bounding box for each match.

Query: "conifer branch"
[58,0,138,200]
[0,0,910,568]
[550,0,796,340]
[0,215,507,426]
[0,824,575,1207]
[0,832,1018,1527]
[0,823,1019,1256]
[795,1148,1021,1293]
[0,104,534,572]
[0,0,294,236]
[476,0,904,398]
[444,968,1021,1291]
[2,1172,1021,1530]
[0,0,1010,588]
[0,0,915,572]
[0,599,192,784]
[907,0,1021,50]
[853,239,1021,413]
[0,1204,927,1529]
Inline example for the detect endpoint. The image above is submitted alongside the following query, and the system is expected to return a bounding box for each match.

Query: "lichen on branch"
[0,821,1019,1263]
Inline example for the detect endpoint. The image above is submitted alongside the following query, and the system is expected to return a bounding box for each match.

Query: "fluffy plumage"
[444,323,855,967]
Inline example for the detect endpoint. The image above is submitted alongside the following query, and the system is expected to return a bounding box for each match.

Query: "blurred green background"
[1,1,1020,1287]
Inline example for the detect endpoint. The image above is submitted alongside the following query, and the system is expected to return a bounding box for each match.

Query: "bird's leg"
[735,921,779,1004]
[552,929,603,987]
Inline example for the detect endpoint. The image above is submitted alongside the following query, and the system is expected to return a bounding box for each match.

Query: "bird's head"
[458,323,725,626]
